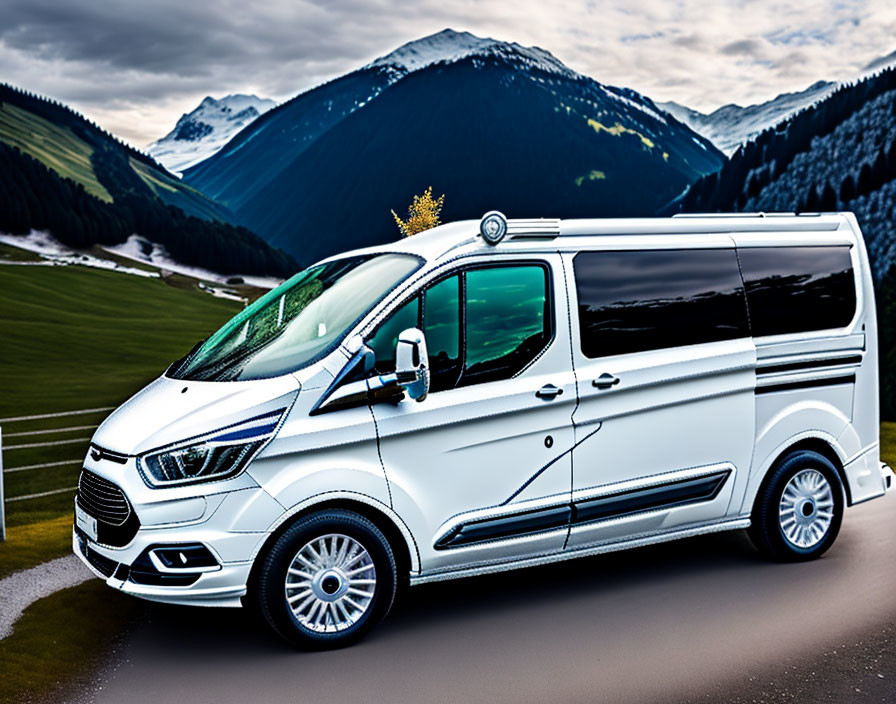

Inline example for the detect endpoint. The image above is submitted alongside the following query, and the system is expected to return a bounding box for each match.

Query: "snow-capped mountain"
[147,94,276,174]
[660,80,836,155]
[365,28,577,80]
[183,29,722,265]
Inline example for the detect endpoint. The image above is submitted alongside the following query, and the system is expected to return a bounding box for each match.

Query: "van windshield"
[169,253,422,381]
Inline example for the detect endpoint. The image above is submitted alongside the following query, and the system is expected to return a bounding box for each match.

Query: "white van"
[74,211,892,648]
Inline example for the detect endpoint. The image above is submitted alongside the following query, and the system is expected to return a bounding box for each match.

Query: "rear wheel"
[749,450,844,562]
[255,509,397,649]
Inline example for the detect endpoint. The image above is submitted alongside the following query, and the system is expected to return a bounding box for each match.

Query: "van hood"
[91,375,301,457]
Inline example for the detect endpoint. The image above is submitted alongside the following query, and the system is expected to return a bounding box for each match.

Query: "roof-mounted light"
[479,211,508,245]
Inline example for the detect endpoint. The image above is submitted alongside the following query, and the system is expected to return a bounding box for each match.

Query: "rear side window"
[574,249,749,359]
[737,246,856,337]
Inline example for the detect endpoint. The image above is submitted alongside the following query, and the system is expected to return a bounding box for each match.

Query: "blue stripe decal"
[207,410,284,443]
[211,422,279,442]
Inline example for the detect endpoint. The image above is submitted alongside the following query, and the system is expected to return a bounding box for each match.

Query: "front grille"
[76,469,141,547]
[78,470,131,525]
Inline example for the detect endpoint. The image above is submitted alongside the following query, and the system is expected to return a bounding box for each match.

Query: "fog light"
[148,544,220,573]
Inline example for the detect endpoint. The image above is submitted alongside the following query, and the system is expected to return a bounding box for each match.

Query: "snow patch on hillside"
[103,236,282,288]
[0,231,282,290]
[0,231,159,277]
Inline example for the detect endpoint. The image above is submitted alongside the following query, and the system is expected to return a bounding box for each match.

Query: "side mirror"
[395,328,429,402]
[311,329,429,414]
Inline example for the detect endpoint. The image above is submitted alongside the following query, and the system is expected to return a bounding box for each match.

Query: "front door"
[368,255,577,577]
[564,242,756,550]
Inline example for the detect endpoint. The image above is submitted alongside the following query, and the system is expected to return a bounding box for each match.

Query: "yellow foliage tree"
[391,186,445,237]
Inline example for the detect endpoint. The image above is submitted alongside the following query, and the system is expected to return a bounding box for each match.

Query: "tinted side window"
[422,275,462,392]
[737,246,856,337]
[574,249,749,359]
[367,297,419,374]
[460,265,551,386]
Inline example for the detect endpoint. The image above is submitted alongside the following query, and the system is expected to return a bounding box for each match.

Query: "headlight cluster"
[138,409,284,487]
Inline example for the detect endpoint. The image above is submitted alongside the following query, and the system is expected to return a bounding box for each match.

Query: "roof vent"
[507,218,561,238]
[479,212,562,244]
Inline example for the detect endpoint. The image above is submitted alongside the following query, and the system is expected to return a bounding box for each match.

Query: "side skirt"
[410,517,751,586]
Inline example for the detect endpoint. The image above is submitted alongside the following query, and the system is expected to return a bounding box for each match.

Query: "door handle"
[592,373,620,389]
[536,384,564,400]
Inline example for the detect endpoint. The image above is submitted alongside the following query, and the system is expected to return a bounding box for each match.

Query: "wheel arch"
[747,434,851,515]
[246,492,420,598]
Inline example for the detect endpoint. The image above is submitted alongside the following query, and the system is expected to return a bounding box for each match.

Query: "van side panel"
[733,216,884,511]
[842,214,883,502]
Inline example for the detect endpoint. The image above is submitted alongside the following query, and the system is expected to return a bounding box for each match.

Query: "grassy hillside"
[0,102,112,203]
[0,83,298,278]
[0,85,226,220]
[0,263,240,527]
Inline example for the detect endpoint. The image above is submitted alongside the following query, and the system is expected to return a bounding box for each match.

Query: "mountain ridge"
[183,29,723,265]
[660,80,837,155]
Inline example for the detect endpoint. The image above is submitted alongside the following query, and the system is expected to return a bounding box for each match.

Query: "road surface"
[92,492,896,704]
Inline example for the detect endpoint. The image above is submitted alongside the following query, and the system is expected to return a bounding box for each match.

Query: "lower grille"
[76,529,119,578]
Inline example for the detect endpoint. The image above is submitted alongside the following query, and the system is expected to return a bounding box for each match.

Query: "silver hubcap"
[779,469,835,549]
[285,533,376,633]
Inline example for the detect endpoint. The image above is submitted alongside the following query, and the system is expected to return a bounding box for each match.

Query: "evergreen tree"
[840,174,856,204]
[820,183,837,211]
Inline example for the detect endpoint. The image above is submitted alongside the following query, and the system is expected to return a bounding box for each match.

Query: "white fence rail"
[0,406,113,541]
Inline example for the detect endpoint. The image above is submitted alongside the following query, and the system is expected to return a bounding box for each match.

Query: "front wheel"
[748,450,844,562]
[255,509,397,649]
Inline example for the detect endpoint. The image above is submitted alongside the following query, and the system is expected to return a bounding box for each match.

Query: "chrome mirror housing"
[395,328,429,402]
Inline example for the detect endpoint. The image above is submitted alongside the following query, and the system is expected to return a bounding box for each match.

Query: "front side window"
[170,253,422,381]
[365,263,552,392]
[574,249,749,359]
[460,266,550,386]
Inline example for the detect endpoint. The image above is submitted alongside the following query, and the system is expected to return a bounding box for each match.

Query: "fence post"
[0,426,5,541]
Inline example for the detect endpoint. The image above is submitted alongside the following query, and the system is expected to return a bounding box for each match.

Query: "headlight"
[138,409,285,487]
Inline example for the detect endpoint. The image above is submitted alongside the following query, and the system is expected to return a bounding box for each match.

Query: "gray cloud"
[1,0,894,146]
[720,39,765,56]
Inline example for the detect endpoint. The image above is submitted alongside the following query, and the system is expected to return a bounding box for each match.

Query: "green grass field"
[0,262,240,531]
[0,579,139,704]
[882,422,895,468]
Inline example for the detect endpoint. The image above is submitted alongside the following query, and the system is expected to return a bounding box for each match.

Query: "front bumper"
[883,462,894,493]
[73,528,252,607]
[72,484,285,608]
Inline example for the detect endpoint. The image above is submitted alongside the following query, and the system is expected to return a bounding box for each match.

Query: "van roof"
[324,212,856,265]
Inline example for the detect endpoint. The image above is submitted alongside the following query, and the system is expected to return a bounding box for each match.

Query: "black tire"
[255,509,397,649]
[748,450,844,562]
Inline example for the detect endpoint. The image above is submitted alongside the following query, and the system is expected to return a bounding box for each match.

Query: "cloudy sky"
[2,0,895,147]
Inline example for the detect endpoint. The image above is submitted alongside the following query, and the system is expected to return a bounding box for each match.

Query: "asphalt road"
[91,492,896,704]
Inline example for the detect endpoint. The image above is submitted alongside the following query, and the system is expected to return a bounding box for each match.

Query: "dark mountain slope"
[199,51,722,264]
[183,68,396,213]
